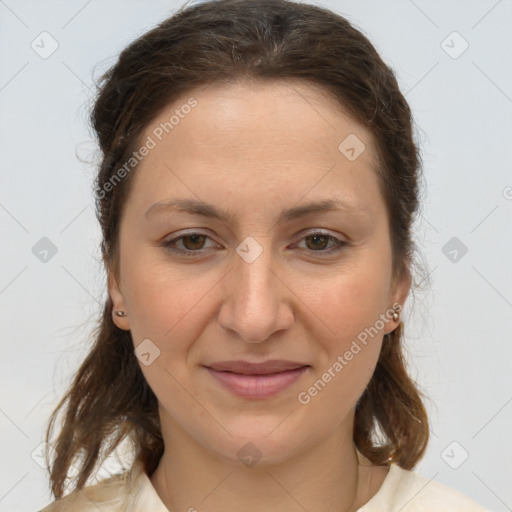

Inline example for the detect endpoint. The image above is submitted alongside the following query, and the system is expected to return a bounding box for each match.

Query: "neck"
[149,408,388,512]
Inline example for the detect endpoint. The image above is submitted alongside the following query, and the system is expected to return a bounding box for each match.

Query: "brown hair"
[45,0,429,499]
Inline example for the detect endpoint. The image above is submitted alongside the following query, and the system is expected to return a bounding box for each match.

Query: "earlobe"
[108,272,130,331]
[384,304,401,336]
[385,270,411,335]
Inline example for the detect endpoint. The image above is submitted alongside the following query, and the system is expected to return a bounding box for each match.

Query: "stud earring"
[114,310,127,317]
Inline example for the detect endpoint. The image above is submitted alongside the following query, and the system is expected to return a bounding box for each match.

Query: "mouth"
[204,360,310,399]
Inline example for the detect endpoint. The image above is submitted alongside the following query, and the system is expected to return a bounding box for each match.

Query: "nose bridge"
[237,248,277,308]
[218,239,293,343]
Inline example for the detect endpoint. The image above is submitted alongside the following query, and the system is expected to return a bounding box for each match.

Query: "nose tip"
[222,299,288,344]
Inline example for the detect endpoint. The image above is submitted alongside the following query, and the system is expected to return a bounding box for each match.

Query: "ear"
[385,269,412,335]
[108,271,130,331]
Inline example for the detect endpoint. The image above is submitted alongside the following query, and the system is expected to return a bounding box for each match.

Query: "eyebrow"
[145,197,369,225]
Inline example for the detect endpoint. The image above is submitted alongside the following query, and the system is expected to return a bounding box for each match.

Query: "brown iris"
[304,234,330,251]
[181,234,207,250]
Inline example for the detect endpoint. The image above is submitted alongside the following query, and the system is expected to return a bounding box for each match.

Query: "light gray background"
[1,1,511,511]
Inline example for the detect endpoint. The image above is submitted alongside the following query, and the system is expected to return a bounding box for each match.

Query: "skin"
[109,79,410,512]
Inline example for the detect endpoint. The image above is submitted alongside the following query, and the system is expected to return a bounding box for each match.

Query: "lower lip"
[206,366,309,399]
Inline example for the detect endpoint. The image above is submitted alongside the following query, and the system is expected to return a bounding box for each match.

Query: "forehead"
[140,79,377,167]
[126,79,384,222]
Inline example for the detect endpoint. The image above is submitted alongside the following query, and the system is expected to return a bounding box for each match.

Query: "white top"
[39,460,489,511]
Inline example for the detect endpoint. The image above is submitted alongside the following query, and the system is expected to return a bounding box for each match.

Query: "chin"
[201,417,316,469]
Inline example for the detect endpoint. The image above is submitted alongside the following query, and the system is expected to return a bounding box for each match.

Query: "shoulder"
[38,461,168,512]
[360,463,490,512]
[38,467,132,512]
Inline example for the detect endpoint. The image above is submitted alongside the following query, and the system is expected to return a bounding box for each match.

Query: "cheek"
[299,264,390,345]
[295,272,388,419]
[126,279,215,401]
[295,264,390,398]
[121,257,222,362]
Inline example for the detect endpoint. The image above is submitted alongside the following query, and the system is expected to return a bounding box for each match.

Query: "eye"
[161,230,348,257]
[162,232,219,255]
[295,231,347,254]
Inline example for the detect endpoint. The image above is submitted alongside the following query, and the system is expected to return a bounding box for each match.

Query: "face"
[109,80,410,466]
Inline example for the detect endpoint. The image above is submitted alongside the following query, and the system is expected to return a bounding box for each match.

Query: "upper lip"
[205,360,309,375]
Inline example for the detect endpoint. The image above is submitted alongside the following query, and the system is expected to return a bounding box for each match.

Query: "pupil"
[184,234,204,250]
[307,235,327,250]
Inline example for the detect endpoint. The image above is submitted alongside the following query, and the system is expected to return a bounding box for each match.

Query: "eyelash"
[161,231,348,257]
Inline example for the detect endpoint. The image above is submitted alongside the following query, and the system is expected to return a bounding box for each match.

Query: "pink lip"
[205,364,310,399]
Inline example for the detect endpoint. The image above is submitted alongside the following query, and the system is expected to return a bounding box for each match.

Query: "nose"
[217,244,294,343]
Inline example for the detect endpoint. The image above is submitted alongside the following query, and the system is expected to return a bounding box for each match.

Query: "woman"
[39,0,488,510]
